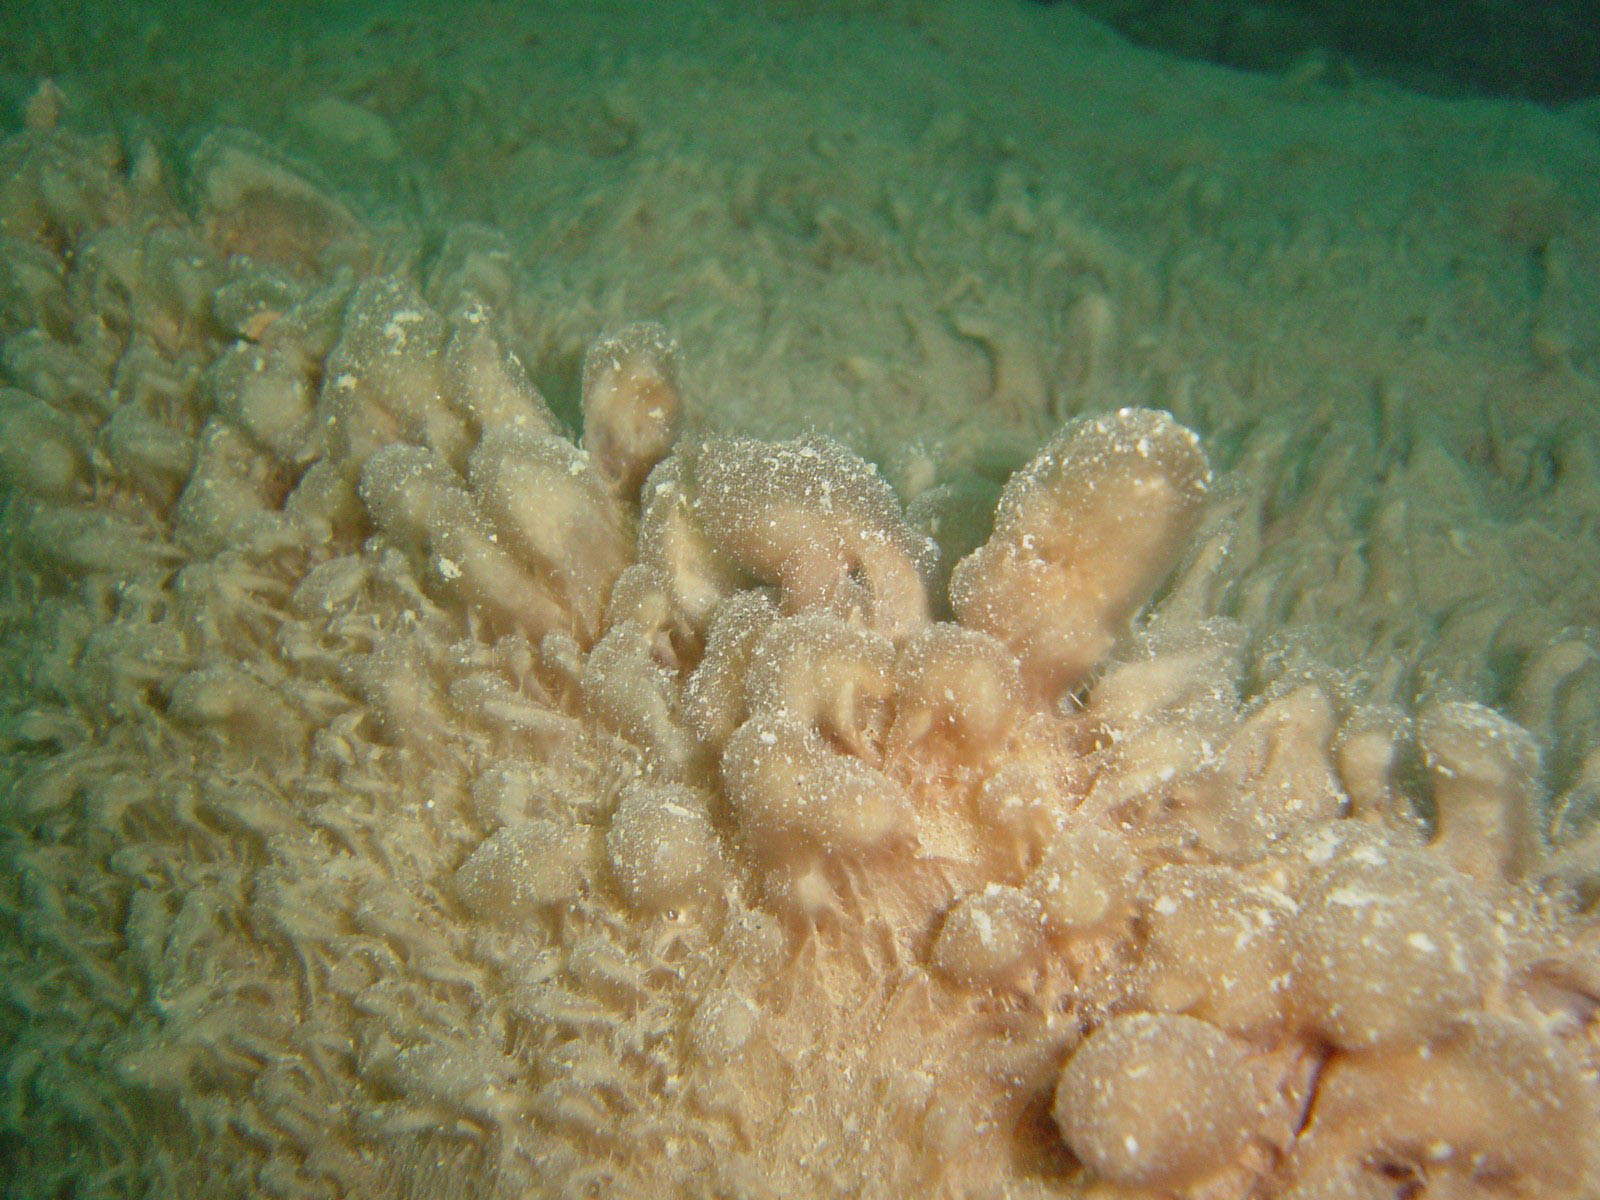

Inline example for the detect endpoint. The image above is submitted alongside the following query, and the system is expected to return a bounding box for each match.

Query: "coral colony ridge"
[1,103,1598,1199]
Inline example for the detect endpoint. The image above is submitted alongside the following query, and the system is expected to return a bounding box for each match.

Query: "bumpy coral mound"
[1,116,1598,1200]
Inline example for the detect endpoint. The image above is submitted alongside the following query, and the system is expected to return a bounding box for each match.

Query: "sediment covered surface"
[2,3,1600,1197]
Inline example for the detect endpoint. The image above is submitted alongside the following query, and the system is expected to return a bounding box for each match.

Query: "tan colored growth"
[950,407,1212,701]
[0,118,1595,1200]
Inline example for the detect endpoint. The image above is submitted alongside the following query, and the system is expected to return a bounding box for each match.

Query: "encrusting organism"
[0,109,1597,1200]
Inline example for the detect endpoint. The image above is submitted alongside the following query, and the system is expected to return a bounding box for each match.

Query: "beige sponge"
[950,407,1211,701]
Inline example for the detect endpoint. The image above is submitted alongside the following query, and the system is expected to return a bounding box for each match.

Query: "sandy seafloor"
[4,0,1600,1196]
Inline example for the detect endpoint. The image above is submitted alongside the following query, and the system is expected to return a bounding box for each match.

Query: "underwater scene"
[1,1,1599,1197]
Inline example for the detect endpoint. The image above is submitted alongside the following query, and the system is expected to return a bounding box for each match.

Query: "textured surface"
[0,114,1597,1199]
[2,3,1600,1198]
